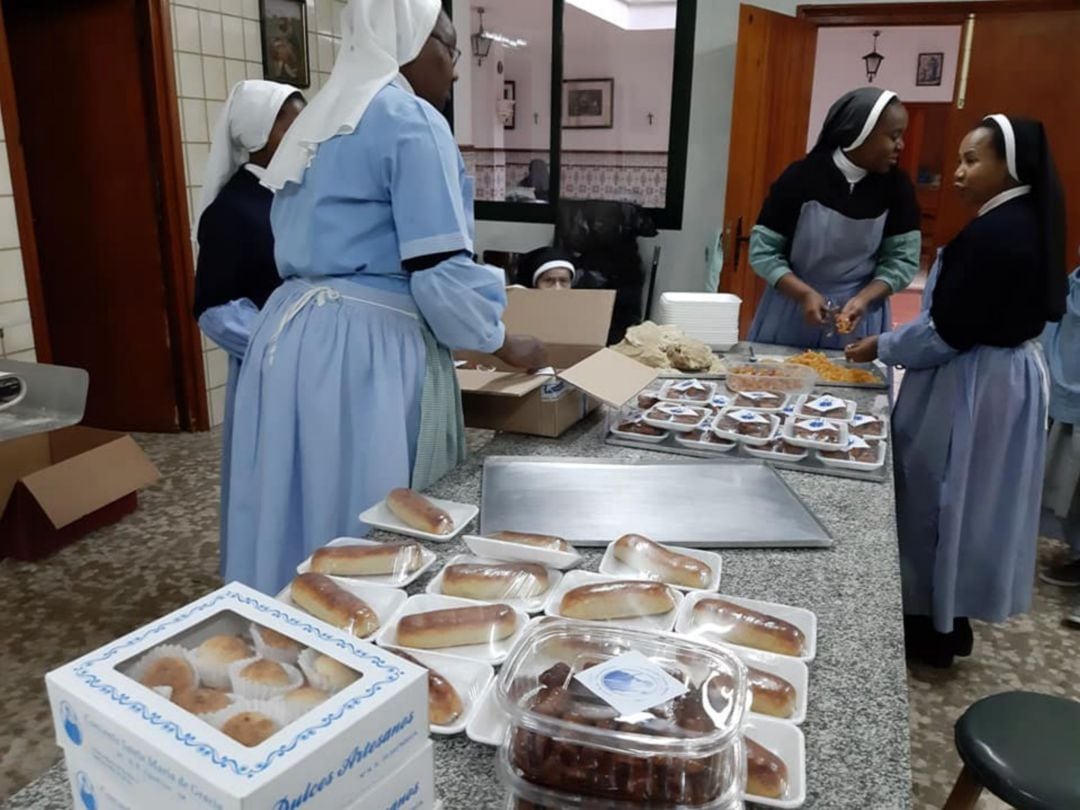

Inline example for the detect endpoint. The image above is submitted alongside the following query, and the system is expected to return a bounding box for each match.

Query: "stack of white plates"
[656,292,742,350]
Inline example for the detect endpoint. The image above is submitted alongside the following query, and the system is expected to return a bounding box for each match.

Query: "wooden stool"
[943,691,1080,809]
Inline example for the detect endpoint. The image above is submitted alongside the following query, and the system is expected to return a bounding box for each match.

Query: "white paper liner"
[128,644,199,693]
[297,648,360,694]
[227,656,304,700]
[279,687,332,724]
[250,623,303,664]
[207,698,291,744]
[151,686,173,700]
[191,636,254,689]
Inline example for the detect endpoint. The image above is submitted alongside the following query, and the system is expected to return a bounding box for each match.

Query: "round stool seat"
[955,691,1080,810]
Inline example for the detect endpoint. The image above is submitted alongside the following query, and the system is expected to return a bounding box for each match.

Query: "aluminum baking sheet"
[480,456,833,548]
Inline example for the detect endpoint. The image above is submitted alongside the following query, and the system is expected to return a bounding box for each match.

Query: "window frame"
[445,0,697,230]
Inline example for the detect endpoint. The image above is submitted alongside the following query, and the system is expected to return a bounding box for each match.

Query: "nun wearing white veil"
[846,114,1067,666]
[193,79,304,576]
[225,0,545,594]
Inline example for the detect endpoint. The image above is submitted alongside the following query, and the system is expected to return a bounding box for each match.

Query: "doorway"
[0,0,206,431]
[721,1,1080,336]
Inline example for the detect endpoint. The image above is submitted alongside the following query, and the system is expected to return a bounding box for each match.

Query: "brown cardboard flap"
[503,288,616,347]
[21,435,161,528]
[456,369,549,398]
[0,433,52,514]
[557,349,659,408]
[47,426,129,463]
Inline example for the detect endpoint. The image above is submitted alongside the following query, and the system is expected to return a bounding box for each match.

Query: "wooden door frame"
[798,0,1079,26]
[0,0,208,431]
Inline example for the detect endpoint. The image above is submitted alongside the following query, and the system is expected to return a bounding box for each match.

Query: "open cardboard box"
[0,425,160,561]
[456,289,658,437]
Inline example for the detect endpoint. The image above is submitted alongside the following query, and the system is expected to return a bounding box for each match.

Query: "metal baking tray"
[480,456,833,548]
[605,433,889,484]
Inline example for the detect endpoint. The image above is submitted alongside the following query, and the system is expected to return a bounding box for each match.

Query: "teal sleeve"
[873,230,921,292]
[749,225,793,287]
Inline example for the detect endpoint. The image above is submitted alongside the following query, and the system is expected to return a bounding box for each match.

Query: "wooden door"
[936,7,1080,258]
[2,0,198,431]
[720,4,817,337]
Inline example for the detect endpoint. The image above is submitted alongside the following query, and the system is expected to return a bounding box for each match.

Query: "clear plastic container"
[725,357,817,395]
[494,619,748,809]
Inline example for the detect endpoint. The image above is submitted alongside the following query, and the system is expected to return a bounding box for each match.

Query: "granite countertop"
[6,390,911,810]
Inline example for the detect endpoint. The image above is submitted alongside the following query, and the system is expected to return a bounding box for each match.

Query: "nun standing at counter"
[192,80,305,575]
[748,88,921,348]
[846,115,1066,667]
[225,0,545,594]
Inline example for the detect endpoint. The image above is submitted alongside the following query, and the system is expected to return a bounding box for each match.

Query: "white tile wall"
[170,0,347,426]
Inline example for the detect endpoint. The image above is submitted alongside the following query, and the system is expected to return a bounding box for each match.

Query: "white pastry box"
[45,582,429,810]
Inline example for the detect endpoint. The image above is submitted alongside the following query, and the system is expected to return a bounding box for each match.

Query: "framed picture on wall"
[562,78,614,129]
[503,81,516,130]
[259,0,310,88]
[916,52,944,87]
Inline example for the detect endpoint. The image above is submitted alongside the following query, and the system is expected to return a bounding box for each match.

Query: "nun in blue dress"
[225,0,545,594]
[192,80,304,575]
[748,88,921,348]
[846,114,1067,666]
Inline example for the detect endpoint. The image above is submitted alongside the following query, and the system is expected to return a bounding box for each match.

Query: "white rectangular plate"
[296,536,438,588]
[543,570,683,632]
[598,541,721,592]
[465,678,506,747]
[380,646,494,736]
[675,591,818,662]
[375,593,530,666]
[359,496,478,543]
[277,578,407,641]
[781,419,850,451]
[463,534,582,570]
[426,554,563,614]
[742,716,807,808]
[815,440,887,472]
[729,646,808,725]
[712,410,781,447]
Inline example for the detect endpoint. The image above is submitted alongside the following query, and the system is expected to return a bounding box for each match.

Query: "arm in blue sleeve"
[749,225,793,287]
[878,310,960,370]
[197,299,260,360]
[411,255,507,353]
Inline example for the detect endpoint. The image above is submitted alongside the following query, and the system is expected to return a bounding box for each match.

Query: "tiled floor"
[1,429,1078,807]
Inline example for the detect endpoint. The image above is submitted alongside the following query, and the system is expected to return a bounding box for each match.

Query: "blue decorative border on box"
[72,588,406,779]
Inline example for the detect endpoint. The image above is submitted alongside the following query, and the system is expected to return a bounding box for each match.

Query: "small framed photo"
[562,78,614,129]
[503,80,516,130]
[259,0,310,89]
[916,52,944,87]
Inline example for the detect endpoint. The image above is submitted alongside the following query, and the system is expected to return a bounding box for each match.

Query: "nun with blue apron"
[846,115,1066,667]
[192,80,305,576]
[225,0,546,594]
[748,88,921,348]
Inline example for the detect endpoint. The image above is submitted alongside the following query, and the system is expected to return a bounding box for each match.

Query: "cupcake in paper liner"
[207,698,290,747]
[227,656,303,700]
[172,686,235,717]
[191,634,253,689]
[297,648,361,694]
[280,685,331,723]
[129,645,198,695]
[250,623,303,665]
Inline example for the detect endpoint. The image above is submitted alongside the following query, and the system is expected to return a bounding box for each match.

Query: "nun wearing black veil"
[747,87,921,348]
[846,114,1067,667]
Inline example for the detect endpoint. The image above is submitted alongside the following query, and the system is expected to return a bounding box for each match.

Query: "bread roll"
[140,656,196,693]
[397,604,517,649]
[221,711,278,747]
[558,580,676,620]
[284,686,329,713]
[311,541,424,577]
[692,598,805,657]
[173,687,231,715]
[308,654,358,691]
[194,635,251,667]
[386,488,454,535]
[290,573,380,638]
[746,736,788,799]
[441,562,550,600]
[612,534,712,589]
[707,666,797,719]
[391,649,465,726]
[487,531,571,552]
[238,659,291,687]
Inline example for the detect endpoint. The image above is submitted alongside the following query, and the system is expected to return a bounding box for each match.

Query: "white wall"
[806,25,961,151]
[0,107,32,363]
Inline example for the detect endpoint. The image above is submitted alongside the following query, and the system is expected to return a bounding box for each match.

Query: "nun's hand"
[845,336,879,364]
[496,334,549,371]
[838,296,868,333]
[799,289,829,326]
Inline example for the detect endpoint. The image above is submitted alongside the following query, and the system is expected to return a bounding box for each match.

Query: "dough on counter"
[612,322,723,374]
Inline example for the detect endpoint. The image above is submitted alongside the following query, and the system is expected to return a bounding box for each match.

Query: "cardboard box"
[47,582,429,810]
[456,289,658,437]
[0,426,160,561]
[62,738,436,810]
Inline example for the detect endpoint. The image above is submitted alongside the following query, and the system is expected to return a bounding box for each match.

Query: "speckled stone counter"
[6,394,911,810]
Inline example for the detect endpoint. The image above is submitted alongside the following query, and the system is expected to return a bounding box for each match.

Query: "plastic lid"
[495,619,748,758]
